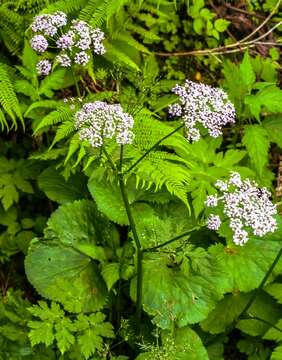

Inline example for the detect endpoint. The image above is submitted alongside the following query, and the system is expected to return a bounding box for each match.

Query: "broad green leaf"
[45,200,114,259]
[237,338,272,359]
[28,320,55,347]
[25,200,114,312]
[209,239,282,293]
[88,177,129,225]
[264,319,282,342]
[201,292,250,334]
[236,292,282,336]
[213,150,246,168]
[240,52,256,90]
[242,125,270,177]
[131,256,222,329]
[38,167,87,204]
[132,202,193,248]
[193,18,204,34]
[25,240,107,313]
[55,318,76,354]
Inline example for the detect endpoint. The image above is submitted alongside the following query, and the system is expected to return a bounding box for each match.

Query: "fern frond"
[0,63,23,130]
[114,33,150,54]
[0,109,8,132]
[25,100,60,117]
[133,112,187,153]
[41,0,87,13]
[135,151,191,210]
[0,4,25,54]
[80,0,109,27]
[105,0,131,22]
[34,106,73,134]
[105,42,140,71]
[50,121,75,148]
[39,69,67,98]
[127,23,161,41]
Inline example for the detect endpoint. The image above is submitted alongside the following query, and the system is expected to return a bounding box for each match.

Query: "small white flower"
[168,80,236,142]
[205,195,218,207]
[75,101,134,147]
[215,180,228,192]
[30,35,48,53]
[205,172,277,246]
[207,215,221,230]
[74,51,90,66]
[36,60,51,76]
[56,54,71,67]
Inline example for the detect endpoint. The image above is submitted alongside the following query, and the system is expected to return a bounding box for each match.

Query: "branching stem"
[118,173,143,334]
[124,123,184,174]
[237,246,282,321]
[144,227,199,252]
[70,67,81,98]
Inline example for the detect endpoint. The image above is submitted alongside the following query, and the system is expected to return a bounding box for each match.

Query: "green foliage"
[28,301,114,358]
[25,200,115,312]
[0,157,34,210]
[0,63,23,130]
[137,327,209,359]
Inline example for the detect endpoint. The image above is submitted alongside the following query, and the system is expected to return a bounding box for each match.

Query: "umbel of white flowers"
[205,172,277,246]
[30,11,105,75]
[168,80,236,142]
[75,101,134,147]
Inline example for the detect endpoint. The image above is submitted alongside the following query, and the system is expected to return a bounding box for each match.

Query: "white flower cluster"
[168,80,236,142]
[206,172,277,246]
[30,12,105,76]
[75,101,134,147]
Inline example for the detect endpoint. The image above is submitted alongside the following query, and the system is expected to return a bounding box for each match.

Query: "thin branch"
[240,0,281,43]
[240,315,282,333]
[223,3,266,19]
[155,1,282,58]
[124,123,184,174]
[238,247,282,322]
[244,21,282,45]
[144,227,199,252]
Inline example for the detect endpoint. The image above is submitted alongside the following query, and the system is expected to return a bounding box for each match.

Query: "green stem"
[124,123,184,174]
[205,246,282,348]
[119,145,123,172]
[102,146,142,332]
[70,67,81,98]
[238,246,282,321]
[118,173,143,334]
[102,147,117,172]
[241,315,282,333]
[143,227,199,252]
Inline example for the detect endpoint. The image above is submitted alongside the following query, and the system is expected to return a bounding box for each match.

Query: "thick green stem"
[102,146,143,332]
[124,123,184,174]
[70,67,81,98]
[118,174,143,333]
